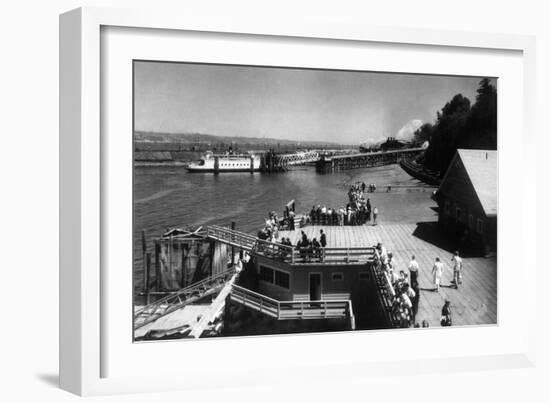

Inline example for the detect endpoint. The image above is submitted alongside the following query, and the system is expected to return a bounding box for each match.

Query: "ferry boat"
[186,151,261,173]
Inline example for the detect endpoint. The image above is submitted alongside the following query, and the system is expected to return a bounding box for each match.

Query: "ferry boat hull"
[186,166,261,173]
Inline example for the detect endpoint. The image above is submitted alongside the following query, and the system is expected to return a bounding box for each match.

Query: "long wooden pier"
[135,219,496,338]
[316,147,424,173]
[279,224,497,327]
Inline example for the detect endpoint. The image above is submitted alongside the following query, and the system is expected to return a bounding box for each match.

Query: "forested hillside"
[413,78,497,174]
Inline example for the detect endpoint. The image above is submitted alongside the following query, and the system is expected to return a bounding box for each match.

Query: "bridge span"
[315,147,425,173]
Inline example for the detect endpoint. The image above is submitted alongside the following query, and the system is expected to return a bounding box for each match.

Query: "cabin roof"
[441,149,497,217]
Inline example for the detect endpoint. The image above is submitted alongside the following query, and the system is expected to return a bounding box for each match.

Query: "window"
[259,266,274,283]
[444,201,450,214]
[468,214,474,229]
[455,207,461,220]
[476,219,484,234]
[332,272,344,281]
[359,272,369,281]
[275,270,290,289]
[260,265,290,289]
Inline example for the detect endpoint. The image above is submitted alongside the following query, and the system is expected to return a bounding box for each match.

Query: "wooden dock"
[279,223,497,327]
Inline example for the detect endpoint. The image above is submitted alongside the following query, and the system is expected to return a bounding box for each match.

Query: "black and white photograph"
[132,61,497,341]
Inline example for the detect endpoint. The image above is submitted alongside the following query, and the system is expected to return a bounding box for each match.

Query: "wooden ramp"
[188,272,239,338]
[206,225,257,252]
[279,223,497,327]
[134,268,236,330]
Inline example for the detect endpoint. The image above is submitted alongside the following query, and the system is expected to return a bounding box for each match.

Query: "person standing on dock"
[338,206,345,226]
[366,198,371,222]
[373,206,379,225]
[312,238,321,261]
[320,229,327,262]
[440,300,452,326]
[319,229,327,247]
[451,251,463,289]
[432,257,444,292]
[408,255,419,285]
[411,280,420,323]
[301,231,308,246]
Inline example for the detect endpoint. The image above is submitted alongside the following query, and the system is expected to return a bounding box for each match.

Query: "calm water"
[133,164,436,291]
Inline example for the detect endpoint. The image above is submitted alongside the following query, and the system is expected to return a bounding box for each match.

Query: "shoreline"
[134,161,189,167]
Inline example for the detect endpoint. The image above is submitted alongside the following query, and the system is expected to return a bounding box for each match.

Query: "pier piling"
[155,242,161,292]
[231,221,236,266]
[145,252,151,305]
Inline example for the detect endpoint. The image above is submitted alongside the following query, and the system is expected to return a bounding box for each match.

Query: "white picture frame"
[60,7,537,396]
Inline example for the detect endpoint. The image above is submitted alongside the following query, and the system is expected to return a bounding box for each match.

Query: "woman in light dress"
[432,257,444,292]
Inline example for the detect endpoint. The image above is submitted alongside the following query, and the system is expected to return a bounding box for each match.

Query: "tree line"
[412,78,497,174]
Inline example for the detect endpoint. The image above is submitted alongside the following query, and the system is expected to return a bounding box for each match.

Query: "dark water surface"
[133,164,436,291]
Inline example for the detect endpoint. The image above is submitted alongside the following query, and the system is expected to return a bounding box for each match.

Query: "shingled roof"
[441,149,497,217]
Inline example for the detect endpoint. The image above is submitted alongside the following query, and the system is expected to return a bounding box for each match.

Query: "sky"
[134,61,492,145]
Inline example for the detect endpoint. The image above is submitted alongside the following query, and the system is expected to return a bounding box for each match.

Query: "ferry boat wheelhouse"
[186,151,261,173]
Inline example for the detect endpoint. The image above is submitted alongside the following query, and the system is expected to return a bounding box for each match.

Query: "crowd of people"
[307,183,380,226]
[258,211,282,242]
[372,244,460,328]
[293,229,327,262]
[257,212,330,262]
[256,199,459,328]
[373,243,419,328]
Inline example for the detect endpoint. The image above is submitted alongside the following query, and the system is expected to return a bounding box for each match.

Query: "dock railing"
[292,246,374,264]
[231,284,354,322]
[370,262,401,327]
[206,224,375,265]
[253,239,296,263]
[252,240,375,265]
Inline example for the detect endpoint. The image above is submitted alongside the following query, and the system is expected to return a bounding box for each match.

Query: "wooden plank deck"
[279,223,497,328]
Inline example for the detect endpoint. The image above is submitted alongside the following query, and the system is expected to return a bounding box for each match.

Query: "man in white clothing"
[451,251,463,289]
[408,255,419,285]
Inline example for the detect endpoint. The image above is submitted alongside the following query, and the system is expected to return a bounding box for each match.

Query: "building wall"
[290,264,371,301]
[437,154,497,254]
[154,238,224,291]
[254,256,374,303]
[251,258,384,329]
[439,156,485,217]
[439,196,496,254]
